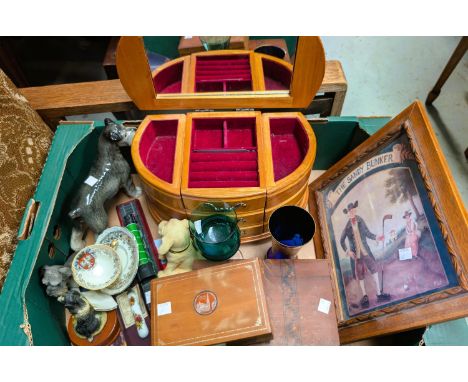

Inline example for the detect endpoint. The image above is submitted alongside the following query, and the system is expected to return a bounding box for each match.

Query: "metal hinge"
[305,117,329,124]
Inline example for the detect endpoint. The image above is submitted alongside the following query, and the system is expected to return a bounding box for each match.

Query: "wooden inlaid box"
[150,258,271,346]
[132,111,316,242]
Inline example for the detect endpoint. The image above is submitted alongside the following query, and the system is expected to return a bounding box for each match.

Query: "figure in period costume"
[403,210,420,258]
[340,201,391,309]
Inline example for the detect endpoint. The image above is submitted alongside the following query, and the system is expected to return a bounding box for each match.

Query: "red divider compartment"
[139,119,179,183]
[189,117,259,188]
[153,61,183,94]
[269,118,309,181]
[262,58,291,91]
[195,54,253,92]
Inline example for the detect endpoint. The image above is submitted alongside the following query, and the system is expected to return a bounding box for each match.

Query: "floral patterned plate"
[96,227,139,295]
[72,244,121,290]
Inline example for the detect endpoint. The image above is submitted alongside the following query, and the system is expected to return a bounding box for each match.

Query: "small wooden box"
[262,259,339,345]
[150,258,271,346]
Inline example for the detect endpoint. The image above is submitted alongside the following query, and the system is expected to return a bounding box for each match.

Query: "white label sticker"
[318,298,331,315]
[144,291,151,305]
[157,301,172,316]
[184,36,192,39]
[399,247,413,261]
[194,220,202,234]
[84,175,98,186]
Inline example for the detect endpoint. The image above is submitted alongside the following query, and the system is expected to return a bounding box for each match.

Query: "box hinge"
[194,109,215,112]
[306,117,329,124]
[236,108,254,111]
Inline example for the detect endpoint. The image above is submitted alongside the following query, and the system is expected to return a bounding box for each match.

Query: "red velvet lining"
[188,117,259,188]
[189,181,259,188]
[195,55,253,92]
[269,118,309,181]
[153,62,183,94]
[191,161,258,172]
[262,58,291,90]
[190,151,257,162]
[139,119,179,183]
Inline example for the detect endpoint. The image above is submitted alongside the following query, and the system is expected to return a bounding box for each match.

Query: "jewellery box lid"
[115,36,325,111]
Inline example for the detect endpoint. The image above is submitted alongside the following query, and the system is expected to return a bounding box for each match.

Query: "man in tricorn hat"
[340,200,391,309]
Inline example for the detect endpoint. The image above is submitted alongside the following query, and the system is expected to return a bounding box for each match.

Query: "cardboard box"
[0,117,388,345]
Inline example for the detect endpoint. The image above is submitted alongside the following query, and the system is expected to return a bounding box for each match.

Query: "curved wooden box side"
[146,198,187,223]
[180,111,268,212]
[132,115,187,218]
[264,181,310,225]
[262,112,317,209]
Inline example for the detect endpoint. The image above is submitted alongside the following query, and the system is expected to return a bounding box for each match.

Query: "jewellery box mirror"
[116,36,325,110]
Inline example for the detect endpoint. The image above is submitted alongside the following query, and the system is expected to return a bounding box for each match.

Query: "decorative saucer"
[72,244,121,291]
[96,227,139,295]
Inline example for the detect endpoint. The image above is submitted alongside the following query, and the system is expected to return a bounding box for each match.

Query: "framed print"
[309,101,468,344]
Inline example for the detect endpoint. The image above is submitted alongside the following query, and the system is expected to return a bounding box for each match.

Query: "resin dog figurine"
[69,118,141,251]
[61,290,102,341]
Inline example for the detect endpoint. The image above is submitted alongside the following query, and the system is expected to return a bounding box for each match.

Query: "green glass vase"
[189,202,240,261]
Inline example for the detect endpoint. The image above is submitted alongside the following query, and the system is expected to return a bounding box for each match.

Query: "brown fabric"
[261,259,340,345]
[0,69,52,290]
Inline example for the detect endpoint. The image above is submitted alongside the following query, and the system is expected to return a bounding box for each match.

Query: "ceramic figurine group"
[41,119,202,345]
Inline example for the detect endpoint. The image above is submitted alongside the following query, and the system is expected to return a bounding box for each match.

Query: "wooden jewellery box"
[132,111,316,242]
[116,37,325,110]
[122,37,326,242]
